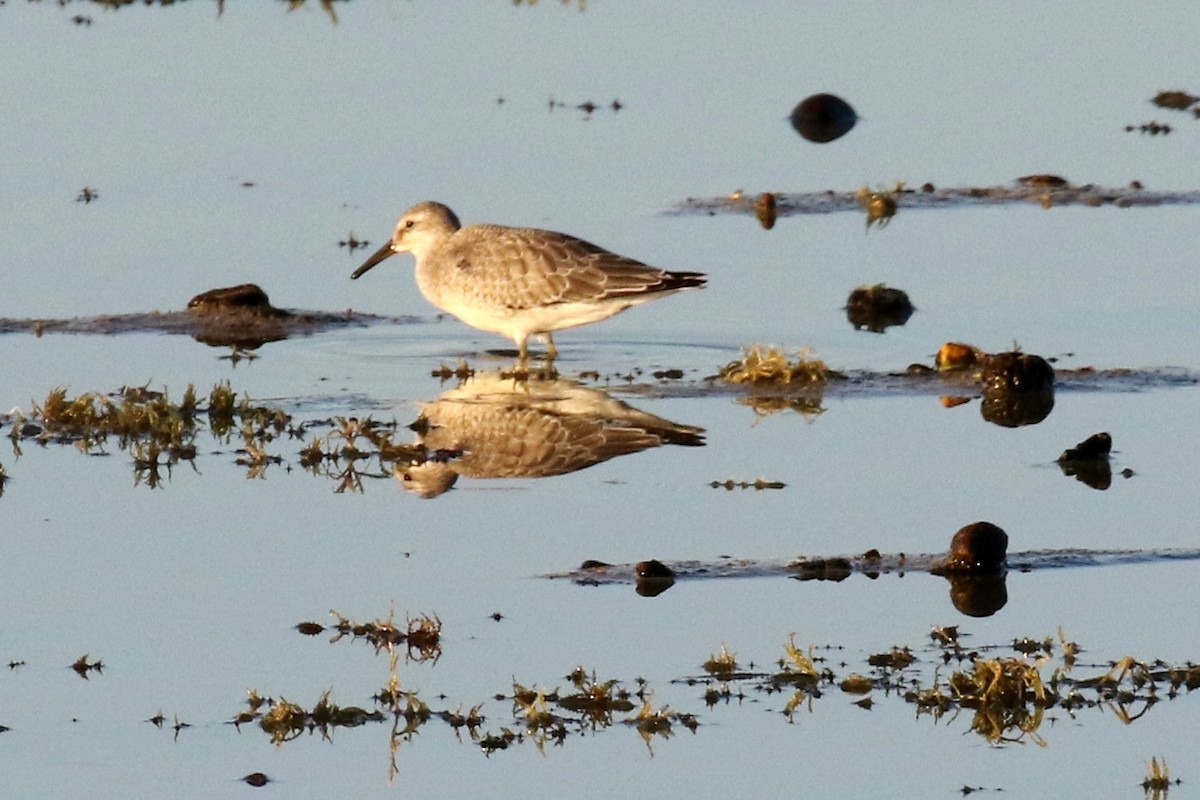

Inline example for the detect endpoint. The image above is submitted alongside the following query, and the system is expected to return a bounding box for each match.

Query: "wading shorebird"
[351,202,706,361]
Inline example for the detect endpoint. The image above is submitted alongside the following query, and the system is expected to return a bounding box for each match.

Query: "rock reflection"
[789,93,858,143]
[397,371,705,498]
[845,284,914,332]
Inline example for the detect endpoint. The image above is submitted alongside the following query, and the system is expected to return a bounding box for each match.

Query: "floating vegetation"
[669,630,1200,747]
[1143,756,1179,798]
[70,654,104,679]
[717,345,832,386]
[325,609,443,664]
[338,232,370,254]
[430,358,475,381]
[299,416,424,493]
[856,184,900,231]
[1125,121,1173,136]
[6,383,293,487]
[250,689,388,745]
[708,478,787,491]
[76,186,99,204]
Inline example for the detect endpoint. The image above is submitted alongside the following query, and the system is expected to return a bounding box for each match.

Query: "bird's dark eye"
[405,220,415,229]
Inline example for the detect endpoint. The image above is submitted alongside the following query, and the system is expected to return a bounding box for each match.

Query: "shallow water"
[3,2,1200,798]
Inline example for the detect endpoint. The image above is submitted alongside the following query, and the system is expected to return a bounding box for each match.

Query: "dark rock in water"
[980,352,1055,427]
[635,560,675,596]
[846,284,914,332]
[982,351,1055,393]
[1058,431,1112,461]
[636,560,674,579]
[187,283,291,317]
[935,521,1008,574]
[1057,432,1113,490]
[789,93,857,143]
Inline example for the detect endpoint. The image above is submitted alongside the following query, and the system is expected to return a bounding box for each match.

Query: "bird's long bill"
[351,241,397,279]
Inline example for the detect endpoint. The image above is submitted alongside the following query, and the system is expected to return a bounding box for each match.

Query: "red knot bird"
[351,202,706,361]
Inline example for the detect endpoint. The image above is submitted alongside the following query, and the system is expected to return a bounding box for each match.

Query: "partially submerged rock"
[1057,432,1114,490]
[980,351,1056,427]
[0,282,406,347]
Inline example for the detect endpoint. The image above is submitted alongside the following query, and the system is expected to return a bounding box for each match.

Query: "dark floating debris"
[1125,121,1173,135]
[1057,432,1114,490]
[241,773,270,788]
[789,93,857,143]
[1152,90,1199,110]
[338,232,370,253]
[845,284,914,333]
[709,478,787,491]
[76,186,99,204]
[546,95,621,118]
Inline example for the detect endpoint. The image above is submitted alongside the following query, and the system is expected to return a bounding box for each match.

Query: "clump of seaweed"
[326,608,442,664]
[9,382,293,487]
[70,654,104,679]
[250,689,386,745]
[717,345,831,385]
[709,478,786,490]
[855,183,902,230]
[1143,756,1180,798]
[298,417,423,493]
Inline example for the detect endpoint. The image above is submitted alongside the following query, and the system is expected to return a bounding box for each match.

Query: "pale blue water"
[2,2,1200,798]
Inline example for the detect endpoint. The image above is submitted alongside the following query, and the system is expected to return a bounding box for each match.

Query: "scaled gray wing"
[442,225,687,310]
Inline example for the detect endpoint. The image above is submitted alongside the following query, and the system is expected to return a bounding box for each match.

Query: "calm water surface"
[2,2,1199,798]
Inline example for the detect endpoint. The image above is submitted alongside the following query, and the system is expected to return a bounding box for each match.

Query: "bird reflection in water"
[397,371,705,498]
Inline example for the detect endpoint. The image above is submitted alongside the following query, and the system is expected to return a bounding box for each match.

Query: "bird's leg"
[545,334,558,362]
